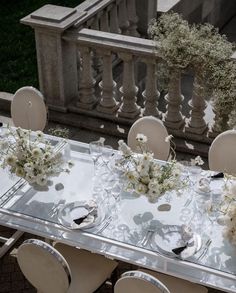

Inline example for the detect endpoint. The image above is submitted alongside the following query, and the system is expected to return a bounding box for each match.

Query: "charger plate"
[58,201,105,230]
[150,225,202,259]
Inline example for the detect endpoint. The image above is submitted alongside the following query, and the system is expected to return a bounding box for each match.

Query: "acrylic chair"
[17,239,118,293]
[127,116,170,160]
[114,270,208,293]
[11,86,47,131]
[208,129,236,175]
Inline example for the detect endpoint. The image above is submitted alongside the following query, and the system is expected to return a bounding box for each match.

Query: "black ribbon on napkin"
[0,122,3,127]
[73,215,88,225]
[172,244,188,255]
[210,172,224,179]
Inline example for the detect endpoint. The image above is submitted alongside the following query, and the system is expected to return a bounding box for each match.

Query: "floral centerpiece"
[220,182,236,246]
[0,127,73,186]
[117,134,185,202]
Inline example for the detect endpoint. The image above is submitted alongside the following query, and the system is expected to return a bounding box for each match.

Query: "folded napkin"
[72,201,98,229]
[172,225,194,256]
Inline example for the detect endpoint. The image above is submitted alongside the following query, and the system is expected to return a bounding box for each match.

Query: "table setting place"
[0,126,236,273]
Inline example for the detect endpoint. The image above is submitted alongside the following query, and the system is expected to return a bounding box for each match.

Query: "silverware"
[49,199,66,216]
[96,216,112,234]
[197,239,212,260]
[140,222,156,247]
[184,196,193,207]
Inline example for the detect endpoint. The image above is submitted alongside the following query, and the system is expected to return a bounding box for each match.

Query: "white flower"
[36,131,44,140]
[6,155,17,167]
[136,133,147,143]
[135,183,148,194]
[16,167,25,178]
[32,148,42,158]
[68,160,74,168]
[36,176,47,186]
[191,156,204,166]
[25,174,36,184]
[165,135,173,142]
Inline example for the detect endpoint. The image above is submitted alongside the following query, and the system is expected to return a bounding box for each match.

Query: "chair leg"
[0,230,24,258]
[110,267,119,290]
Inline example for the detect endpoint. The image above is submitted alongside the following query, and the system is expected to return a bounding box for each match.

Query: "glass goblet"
[89,140,103,175]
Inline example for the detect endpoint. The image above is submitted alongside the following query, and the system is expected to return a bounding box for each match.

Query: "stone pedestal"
[21,5,85,112]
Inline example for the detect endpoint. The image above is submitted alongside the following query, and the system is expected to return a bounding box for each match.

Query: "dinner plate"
[58,201,105,230]
[150,225,202,259]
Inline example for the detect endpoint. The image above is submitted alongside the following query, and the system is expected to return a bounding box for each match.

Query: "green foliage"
[0,0,84,93]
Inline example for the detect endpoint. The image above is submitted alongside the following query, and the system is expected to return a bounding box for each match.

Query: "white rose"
[135,183,148,194]
[36,176,47,186]
[32,148,42,158]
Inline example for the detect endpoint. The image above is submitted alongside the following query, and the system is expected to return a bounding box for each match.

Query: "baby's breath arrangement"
[117,134,185,202]
[0,127,72,186]
[148,12,193,69]
[48,126,69,139]
[149,12,236,130]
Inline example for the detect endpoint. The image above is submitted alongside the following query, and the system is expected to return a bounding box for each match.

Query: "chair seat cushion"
[54,243,117,293]
[140,269,208,293]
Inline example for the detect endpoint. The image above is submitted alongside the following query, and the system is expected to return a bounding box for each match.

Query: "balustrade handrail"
[74,0,115,28]
[64,28,160,57]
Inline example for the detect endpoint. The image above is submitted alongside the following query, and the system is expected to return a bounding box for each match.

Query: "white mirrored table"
[0,134,235,292]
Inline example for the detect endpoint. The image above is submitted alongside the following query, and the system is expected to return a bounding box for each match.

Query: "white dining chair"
[208,129,236,175]
[2,87,47,259]
[17,239,118,293]
[11,86,47,131]
[114,270,208,293]
[127,116,170,160]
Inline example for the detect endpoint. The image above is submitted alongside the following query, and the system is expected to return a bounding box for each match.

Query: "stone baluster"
[163,68,185,129]
[76,46,97,109]
[186,70,208,134]
[100,9,109,32]
[91,15,99,30]
[118,53,140,118]
[96,49,119,114]
[142,59,160,117]
[91,15,102,77]
[118,0,130,35]
[109,4,121,34]
[127,0,139,37]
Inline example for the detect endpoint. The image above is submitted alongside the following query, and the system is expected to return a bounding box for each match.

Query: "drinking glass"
[89,140,103,175]
[111,182,123,217]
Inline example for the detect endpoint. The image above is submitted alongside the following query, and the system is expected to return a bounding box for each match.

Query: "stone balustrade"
[63,28,233,143]
[21,0,234,145]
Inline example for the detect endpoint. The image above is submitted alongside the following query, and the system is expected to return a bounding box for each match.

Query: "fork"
[197,239,212,260]
[140,221,156,247]
[49,199,66,216]
[96,216,112,234]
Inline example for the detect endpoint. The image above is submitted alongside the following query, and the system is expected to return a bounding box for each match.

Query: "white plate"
[150,225,202,259]
[58,201,105,230]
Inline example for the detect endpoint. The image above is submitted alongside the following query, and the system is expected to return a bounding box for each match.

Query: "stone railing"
[21,0,233,146]
[21,0,154,112]
[63,28,227,143]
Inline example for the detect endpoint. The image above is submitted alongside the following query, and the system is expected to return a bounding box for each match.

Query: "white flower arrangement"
[0,127,72,186]
[117,134,185,202]
[216,182,236,246]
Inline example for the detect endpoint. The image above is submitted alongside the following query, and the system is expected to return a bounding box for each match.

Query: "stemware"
[89,140,103,175]
[110,181,123,217]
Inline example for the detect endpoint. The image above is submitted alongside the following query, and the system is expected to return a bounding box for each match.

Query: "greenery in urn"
[116,134,186,203]
[0,127,73,186]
